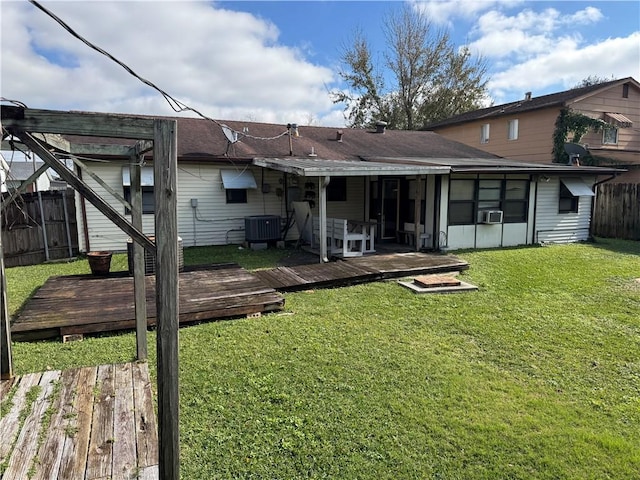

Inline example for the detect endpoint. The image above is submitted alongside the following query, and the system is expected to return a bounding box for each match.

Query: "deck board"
[12,254,468,339]
[255,252,469,292]
[0,362,158,480]
[12,264,284,340]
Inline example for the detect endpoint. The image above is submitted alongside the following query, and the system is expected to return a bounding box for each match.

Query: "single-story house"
[60,115,622,257]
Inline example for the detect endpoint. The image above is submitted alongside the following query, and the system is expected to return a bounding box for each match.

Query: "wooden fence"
[1,190,79,267]
[593,183,640,241]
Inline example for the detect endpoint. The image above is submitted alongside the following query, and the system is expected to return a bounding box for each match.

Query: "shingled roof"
[425,77,638,130]
[67,115,503,162]
[4,160,47,180]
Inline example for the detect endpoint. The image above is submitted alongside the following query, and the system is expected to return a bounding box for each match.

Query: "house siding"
[534,177,593,244]
[434,108,561,163]
[300,176,366,221]
[571,84,640,154]
[431,80,639,183]
[79,162,297,252]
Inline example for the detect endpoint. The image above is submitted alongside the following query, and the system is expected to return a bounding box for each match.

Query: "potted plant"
[87,251,112,275]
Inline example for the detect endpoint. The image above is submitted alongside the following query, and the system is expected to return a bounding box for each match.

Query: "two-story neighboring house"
[426,77,640,182]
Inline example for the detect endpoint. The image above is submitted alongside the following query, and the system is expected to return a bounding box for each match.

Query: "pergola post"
[414,175,425,252]
[1,199,13,379]
[130,153,147,361]
[154,119,180,480]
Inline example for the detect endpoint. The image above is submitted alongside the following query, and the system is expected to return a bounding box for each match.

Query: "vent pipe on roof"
[336,130,343,142]
[375,121,387,134]
[524,92,532,101]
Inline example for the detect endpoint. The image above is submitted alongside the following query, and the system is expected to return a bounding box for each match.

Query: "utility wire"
[28,0,290,142]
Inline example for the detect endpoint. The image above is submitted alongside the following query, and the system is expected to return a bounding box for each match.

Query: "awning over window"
[561,178,595,197]
[221,169,257,189]
[122,166,154,186]
[604,112,633,128]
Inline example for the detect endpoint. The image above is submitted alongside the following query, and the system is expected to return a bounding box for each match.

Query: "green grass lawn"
[5,239,640,479]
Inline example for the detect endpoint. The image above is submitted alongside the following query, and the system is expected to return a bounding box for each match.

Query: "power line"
[27,0,290,143]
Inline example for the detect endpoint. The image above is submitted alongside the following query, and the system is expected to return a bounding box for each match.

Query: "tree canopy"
[332,6,489,130]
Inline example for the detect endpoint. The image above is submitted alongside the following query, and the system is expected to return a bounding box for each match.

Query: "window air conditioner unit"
[481,210,503,224]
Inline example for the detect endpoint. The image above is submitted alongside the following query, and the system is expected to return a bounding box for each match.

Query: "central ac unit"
[481,210,503,224]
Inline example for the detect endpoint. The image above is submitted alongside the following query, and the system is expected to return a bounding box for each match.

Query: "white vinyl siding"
[534,177,593,244]
[77,162,368,252]
[81,162,155,252]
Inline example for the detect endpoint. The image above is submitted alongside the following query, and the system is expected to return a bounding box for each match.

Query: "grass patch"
[7,239,640,478]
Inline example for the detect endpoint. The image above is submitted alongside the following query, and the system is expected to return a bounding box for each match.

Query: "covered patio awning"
[253,157,450,177]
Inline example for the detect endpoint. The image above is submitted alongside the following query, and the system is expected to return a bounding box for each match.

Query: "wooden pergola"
[1,106,180,479]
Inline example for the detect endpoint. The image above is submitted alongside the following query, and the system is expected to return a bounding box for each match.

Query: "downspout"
[531,176,539,244]
[590,174,618,239]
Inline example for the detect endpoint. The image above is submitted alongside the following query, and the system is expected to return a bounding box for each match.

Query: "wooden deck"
[255,252,469,291]
[11,253,467,340]
[12,263,284,341]
[0,362,158,480]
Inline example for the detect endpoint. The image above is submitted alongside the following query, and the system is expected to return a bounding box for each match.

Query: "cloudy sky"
[1,1,638,128]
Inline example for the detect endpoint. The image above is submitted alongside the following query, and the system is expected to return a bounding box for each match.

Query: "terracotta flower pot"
[87,251,112,276]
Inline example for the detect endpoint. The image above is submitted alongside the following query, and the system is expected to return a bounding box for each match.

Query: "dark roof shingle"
[425,77,637,129]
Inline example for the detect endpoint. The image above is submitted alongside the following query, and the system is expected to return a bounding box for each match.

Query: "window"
[449,179,476,225]
[507,119,519,140]
[480,123,490,144]
[123,186,154,214]
[603,127,618,145]
[502,180,529,222]
[327,176,347,201]
[559,182,578,213]
[449,177,529,225]
[221,169,256,204]
[623,83,629,98]
[122,166,154,214]
[226,189,247,204]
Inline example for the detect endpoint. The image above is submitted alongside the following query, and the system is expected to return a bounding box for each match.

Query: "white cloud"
[566,6,604,25]
[412,0,525,25]
[0,1,341,125]
[489,32,640,102]
[468,7,606,59]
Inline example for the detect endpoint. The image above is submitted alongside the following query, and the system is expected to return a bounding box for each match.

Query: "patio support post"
[130,153,147,360]
[0,198,12,379]
[154,118,180,480]
[319,176,330,263]
[415,175,425,252]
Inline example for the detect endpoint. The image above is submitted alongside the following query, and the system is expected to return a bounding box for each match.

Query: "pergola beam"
[2,106,156,140]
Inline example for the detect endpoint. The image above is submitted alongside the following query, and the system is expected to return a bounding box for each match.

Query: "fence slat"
[1,190,79,267]
[594,183,640,240]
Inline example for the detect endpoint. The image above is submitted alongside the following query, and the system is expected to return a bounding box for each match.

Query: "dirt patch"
[277,250,318,267]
